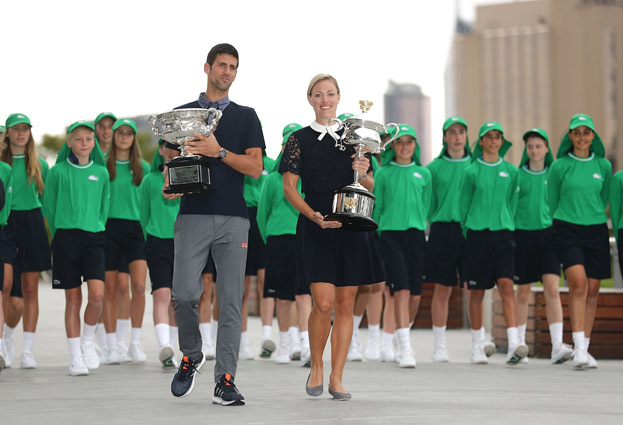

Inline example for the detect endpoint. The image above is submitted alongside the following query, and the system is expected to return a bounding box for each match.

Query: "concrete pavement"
[1,282,622,425]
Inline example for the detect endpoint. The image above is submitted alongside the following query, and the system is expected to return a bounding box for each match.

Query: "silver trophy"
[325,100,399,231]
[148,108,222,194]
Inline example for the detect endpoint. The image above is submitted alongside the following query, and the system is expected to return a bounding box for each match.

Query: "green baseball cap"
[282,123,302,145]
[5,113,32,128]
[95,112,117,125]
[443,116,468,132]
[472,121,512,160]
[396,123,417,141]
[112,118,137,133]
[569,113,595,131]
[437,116,471,159]
[478,121,504,139]
[522,127,549,143]
[67,120,95,134]
[381,123,421,166]
[556,113,605,158]
[338,113,354,120]
[57,120,105,166]
[520,128,554,167]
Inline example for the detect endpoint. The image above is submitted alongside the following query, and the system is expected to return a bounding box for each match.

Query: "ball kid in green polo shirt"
[549,113,611,369]
[459,121,528,365]
[44,120,109,376]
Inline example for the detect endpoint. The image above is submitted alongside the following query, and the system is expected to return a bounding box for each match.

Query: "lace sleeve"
[278,134,301,175]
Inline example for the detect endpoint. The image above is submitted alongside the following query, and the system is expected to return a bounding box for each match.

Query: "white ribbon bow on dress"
[310,120,340,141]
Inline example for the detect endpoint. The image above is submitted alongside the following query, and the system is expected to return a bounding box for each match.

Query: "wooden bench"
[492,287,623,358]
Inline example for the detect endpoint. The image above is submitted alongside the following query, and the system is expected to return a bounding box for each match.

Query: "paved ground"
[1,283,622,425]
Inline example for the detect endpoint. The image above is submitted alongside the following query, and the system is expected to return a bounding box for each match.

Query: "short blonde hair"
[307,74,340,97]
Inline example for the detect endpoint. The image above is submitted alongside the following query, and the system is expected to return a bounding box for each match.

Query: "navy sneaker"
[171,354,205,397]
[212,373,245,406]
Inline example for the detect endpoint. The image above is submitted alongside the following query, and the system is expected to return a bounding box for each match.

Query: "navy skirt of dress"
[295,191,386,288]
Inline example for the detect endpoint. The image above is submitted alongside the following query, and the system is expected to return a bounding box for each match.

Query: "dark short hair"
[206,43,239,68]
[524,131,549,146]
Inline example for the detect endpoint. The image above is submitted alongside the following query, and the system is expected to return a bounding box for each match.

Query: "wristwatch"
[218,147,227,159]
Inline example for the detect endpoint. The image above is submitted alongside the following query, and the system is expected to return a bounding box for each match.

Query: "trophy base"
[325,182,377,231]
[324,212,378,231]
[163,181,213,194]
[166,156,212,195]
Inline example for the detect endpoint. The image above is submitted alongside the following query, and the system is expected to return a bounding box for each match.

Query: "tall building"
[384,81,432,165]
[446,0,623,169]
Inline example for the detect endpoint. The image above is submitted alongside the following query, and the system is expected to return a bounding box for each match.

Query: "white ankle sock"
[68,337,81,359]
[479,327,486,342]
[241,331,249,345]
[211,320,218,343]
[471,328,483,345]
[381,332,394,347]
[169,326,179,350]
[353,314,363,330]
[572,331,586,351]
[4,325,14,340]
[262,325,272,341]
[517,324,527,345]
[106,333,117,350]
[95,323,107,349]
[300,330,310,348]
[22,332,35,353]
[288,326,299,343]
[279,331,290,347]
[199,322,212,345]
[82,323,97,343]
[507,327,519,348]
[549,322,563,349]
[154,323,170,348]
[116,319,130,345]
[584,337,591,351]
[368,324,381,340]
[131,328,141,344]
[396,328,411,352]
[433,325,447,348]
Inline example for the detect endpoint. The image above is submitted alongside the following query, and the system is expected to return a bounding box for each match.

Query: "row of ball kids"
[344,113,610,370]
[0,114,163,375]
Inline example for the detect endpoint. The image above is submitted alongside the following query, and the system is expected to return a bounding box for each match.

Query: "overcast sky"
[0,0,507,159]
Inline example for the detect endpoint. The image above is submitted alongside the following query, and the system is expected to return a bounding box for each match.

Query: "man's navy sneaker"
[171,354,205,397]
[212,373,245,406]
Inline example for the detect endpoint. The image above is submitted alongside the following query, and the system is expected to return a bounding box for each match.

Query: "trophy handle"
[326,118,343,144]
[148,115,163,137]
[206,108,223,134]
[382,123,400,150]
